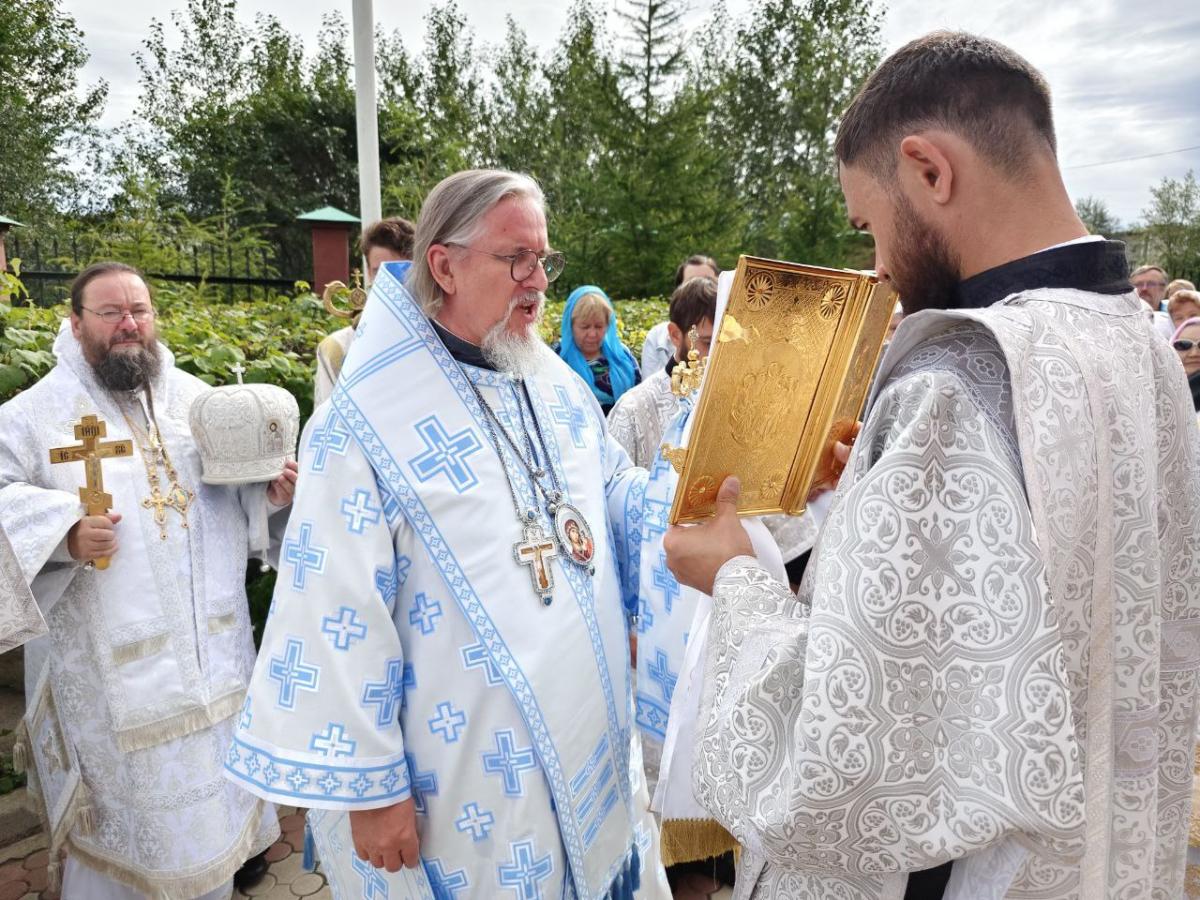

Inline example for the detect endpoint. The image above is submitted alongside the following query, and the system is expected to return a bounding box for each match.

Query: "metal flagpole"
[352,0,382,255]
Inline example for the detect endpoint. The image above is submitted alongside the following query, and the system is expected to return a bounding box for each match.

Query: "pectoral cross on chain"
[49,415,133,571]
[514,524,558,606]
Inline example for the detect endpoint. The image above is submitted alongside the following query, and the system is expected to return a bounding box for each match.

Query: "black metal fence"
[7,234,302,307]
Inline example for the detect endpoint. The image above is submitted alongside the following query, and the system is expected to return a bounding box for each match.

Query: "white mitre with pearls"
[189,363,299,485]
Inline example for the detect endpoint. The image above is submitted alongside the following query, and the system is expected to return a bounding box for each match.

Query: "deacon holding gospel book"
[666,31,1200,900]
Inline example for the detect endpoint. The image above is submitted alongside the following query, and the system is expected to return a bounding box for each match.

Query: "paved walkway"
[0,805,733,899]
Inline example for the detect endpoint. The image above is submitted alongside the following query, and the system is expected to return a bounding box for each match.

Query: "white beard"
[481,295,555,379]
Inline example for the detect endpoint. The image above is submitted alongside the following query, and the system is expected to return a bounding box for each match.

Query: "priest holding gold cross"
[0,261,298,898]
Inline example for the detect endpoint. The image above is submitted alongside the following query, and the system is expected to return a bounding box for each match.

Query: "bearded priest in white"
[0,262,297,898]
[228,169,670,899]
[666,32,1200,900]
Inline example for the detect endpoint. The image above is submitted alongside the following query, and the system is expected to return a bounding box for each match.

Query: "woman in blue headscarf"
[555,285,641,414]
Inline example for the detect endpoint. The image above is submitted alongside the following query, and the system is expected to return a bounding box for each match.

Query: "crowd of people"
[1,28,1199,900]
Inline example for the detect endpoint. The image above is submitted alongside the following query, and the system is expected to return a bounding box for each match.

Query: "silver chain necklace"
[464,374,597,605]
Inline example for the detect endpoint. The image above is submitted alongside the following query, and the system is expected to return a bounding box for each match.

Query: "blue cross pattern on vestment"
[286,768,310,793]
[375,556,410,608]
[406,752,438,815]
[549,384,587,449]
[648,452,674,483]
[425,858,469,898]
[267,638,320,710]
[636,596,654,635]
[647,649,678,704]
[317,771,341,795]
[239,696,253,730]
[283,522,327,591]
[498,839,554,900]
[307,416,350,473]
[408,415,482,493]
[409,592,443,635]
[461,642,504,686]
[482,729,538,796]
[351,852,388,899]
[309,722,356,757]
[455,801,496,842]
[652,552,680,614]
[340,488,382,534]
[428,701,467,743]
[361,658,410,728]
[644,499,670,541]
[321,605,367,651]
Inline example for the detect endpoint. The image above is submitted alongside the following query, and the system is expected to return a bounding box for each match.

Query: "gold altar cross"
[49,415,133,570]
[514,525,558,605]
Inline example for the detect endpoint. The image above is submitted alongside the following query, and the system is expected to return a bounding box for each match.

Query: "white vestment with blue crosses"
[227,263,654,900]
[634,401,787,803]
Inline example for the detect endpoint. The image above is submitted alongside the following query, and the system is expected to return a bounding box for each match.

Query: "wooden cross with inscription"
[513,524,558,606]
[49,415,133,571]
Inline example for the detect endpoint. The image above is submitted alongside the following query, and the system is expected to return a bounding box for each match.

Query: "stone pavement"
[0,804,733,899]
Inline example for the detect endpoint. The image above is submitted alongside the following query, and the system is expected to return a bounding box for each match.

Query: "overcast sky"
[64,0,1200,227]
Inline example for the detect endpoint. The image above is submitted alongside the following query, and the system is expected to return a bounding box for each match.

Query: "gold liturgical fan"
[666,255,896,525]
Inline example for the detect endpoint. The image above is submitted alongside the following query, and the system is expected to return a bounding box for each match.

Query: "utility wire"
[1064,144,1200,171]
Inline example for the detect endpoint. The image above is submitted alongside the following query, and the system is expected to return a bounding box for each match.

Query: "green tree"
[378,2,486,221]
[600,0,736,295]
[0,0,107,222]
[1141,170,1200,282]
[133,0,358,274]
[615,0,687,122]
[709,0,882,266]
[1075,195,1121,235]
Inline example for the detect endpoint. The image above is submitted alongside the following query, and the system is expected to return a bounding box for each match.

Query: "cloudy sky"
[64,0,1200,227]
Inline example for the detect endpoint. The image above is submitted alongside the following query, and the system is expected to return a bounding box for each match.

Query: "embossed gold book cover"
[667,255,895,524]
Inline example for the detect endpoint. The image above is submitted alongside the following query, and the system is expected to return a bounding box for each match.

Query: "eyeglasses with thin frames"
[1173,339,1199,352]
[445,243,567,283]
[81,307,156,325]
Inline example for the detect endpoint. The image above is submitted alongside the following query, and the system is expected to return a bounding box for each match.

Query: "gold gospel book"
[667,255,896,525]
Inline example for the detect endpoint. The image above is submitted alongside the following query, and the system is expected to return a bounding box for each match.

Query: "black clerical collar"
[951,239,1131,310]
[430,319,494,371]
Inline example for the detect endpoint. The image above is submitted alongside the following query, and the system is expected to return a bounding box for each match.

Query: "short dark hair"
[70,261,147,315]
[835,31,1056,180]
[362,217,415,259]
[669,276,717,335]
[673,254,719,288]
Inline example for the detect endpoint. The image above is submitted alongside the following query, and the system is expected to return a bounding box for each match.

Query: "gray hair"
[407,169,546,317]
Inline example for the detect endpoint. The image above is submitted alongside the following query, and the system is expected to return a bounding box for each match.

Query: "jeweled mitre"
[188,383,299,485]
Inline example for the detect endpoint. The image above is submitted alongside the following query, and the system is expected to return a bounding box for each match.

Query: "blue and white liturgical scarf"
[227,263,649,899]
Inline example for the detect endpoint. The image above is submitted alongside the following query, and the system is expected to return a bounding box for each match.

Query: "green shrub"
[0,278,670,409]
[1,268,669,643]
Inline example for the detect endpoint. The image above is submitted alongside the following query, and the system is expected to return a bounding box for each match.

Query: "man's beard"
[84,329,163,393]
[481,293,552,378]
[888,192,962,316]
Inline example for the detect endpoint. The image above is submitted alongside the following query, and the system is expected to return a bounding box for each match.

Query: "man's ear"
[427,244,456,296]
[70,313,83,340]
[898,134,955,206]
[666,321,683,353]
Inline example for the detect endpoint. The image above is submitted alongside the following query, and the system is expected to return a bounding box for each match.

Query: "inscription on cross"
[513,524,558,605]
[49,415,133,571]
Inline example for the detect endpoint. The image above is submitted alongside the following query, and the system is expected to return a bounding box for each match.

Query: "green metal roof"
[297,206,360,224]
[0,215,25,228]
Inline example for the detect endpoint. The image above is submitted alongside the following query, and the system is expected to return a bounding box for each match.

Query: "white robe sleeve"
[226,408,412,812]
[602,431,648,621]
[694,370,1086,876]
[0,399,84,614]
[0,524,44,652]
